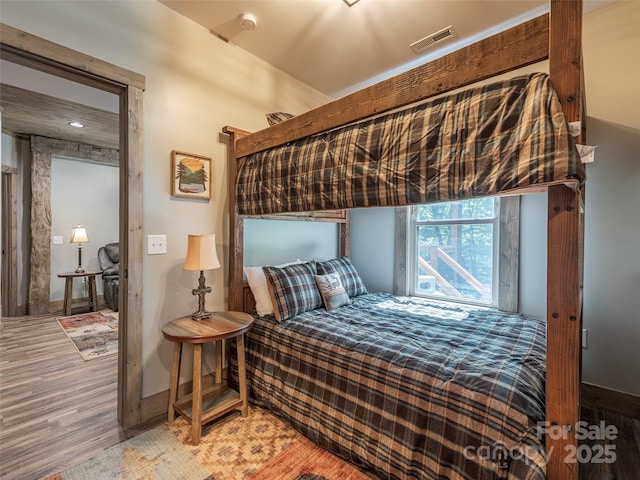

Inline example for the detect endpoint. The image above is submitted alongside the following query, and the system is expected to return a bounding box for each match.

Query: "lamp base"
[191,310,212,321]
[190,270,212,321]
[75,266,85,273]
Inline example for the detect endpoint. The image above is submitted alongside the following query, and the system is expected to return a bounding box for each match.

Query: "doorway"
[0,24,144,430]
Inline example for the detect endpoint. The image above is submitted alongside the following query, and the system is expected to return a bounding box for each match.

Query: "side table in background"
[57,271,101,316]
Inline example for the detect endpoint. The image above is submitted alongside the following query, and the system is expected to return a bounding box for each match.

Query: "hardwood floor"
[0,311,126,480]
[580,405,640,479]
[1,311,638,479]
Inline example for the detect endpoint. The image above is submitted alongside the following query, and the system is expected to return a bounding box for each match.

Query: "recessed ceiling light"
[68,121,85,128]
[343,0,360,6]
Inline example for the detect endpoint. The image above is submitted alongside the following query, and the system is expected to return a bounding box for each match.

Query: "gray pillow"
[315,273,350,311]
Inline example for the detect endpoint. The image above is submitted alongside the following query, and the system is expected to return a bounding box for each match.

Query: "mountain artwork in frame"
[171,150,211,200]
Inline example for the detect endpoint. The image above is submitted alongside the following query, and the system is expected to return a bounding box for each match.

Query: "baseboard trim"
[582,382,640,419]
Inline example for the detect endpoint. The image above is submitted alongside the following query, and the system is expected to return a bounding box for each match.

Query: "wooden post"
[546,2,584,479]
[546,184,584,480]
[222,126,252,312]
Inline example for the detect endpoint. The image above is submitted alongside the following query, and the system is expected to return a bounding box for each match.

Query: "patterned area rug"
[45,406,375,480]
[57,311,118,360]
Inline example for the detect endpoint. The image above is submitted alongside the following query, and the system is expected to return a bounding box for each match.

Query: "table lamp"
[183,233,220,320]
[70,225,89,273]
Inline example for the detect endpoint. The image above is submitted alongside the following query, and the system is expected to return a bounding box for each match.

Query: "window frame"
[395,195,520,312]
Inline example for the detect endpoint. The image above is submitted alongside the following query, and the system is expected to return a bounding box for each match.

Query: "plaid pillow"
[315,274,351,311]
[316,257,368,297]
[263,261,322,322]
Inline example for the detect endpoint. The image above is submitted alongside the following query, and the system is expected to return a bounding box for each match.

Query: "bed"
[231,289,548,479]
[223,2,585,479]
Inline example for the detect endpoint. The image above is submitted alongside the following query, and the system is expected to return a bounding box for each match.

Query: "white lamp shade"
[183,234,220,271]
[70,225,89,243]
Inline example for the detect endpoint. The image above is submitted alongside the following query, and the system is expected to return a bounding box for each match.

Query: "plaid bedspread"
[231,293,547,479]
[235,73,584,216]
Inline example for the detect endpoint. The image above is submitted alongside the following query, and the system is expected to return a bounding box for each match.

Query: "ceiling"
[160,0,615,98]
[0,0,616,150]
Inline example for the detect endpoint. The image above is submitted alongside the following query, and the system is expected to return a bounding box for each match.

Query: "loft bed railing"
[223,2,584,479]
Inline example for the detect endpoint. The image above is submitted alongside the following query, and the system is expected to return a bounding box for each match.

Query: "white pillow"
[244,259,302,316]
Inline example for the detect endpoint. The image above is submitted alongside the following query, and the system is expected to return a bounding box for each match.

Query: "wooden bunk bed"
[223,1,585,479]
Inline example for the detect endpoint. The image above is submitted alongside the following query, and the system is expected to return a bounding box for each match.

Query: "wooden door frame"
[1,166,18,317]
[0,23,145,430]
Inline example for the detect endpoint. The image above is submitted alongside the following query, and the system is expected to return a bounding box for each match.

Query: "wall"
[581,0,640,396]
[0,0,329,398]
[49,157,119,300]
[244,219,338,267]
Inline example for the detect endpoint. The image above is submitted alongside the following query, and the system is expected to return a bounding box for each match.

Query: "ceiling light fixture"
[68,121,85,128]
[343,0,361,6]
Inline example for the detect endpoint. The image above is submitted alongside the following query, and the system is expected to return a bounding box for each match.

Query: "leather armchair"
[98,242,119,312]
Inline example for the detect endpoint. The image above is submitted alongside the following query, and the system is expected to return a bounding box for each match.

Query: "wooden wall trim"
[1,168,18,316]
[119,85,144,430]
[0,23,145,92]
[498,196,520,312]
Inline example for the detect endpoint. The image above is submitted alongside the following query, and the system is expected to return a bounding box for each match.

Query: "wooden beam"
[549,0,584,143]
[237,14,550,158]
[222,126,251,313]
[546,184,584,480]
[28,151,52,315]
[546,2,584,479]
[30,135,119,166]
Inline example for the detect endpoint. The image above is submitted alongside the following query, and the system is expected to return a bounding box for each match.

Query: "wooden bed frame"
[223,2,584,479]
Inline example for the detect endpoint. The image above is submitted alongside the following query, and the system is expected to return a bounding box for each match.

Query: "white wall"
[49,157,119,300]
[349,207,395,293]
[580,0,640,396]
[0,0,329,398]
[243,219,338,267]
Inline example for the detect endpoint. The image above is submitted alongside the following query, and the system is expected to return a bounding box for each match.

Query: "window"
[405,196,519,310]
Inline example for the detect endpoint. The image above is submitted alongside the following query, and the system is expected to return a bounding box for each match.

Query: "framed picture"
[171,150,212,199]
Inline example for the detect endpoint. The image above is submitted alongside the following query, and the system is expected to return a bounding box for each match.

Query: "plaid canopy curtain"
[236,73,584,216]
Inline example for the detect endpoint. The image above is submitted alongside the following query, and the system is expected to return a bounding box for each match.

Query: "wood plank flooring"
[580,405,640,479]
[1,312,638,479]
[0,312,126,480]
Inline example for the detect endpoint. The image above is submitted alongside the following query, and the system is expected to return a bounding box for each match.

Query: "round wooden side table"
[162,311,253,445]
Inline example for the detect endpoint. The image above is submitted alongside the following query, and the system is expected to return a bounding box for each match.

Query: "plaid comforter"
[232,293,547,480]
[236,73,584,216]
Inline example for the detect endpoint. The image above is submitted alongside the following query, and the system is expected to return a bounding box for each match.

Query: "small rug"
[46,406,376,480]
[57,311,118,360]
[44,424,212,480]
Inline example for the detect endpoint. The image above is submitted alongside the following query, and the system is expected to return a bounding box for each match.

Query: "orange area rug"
[247,436,372,480]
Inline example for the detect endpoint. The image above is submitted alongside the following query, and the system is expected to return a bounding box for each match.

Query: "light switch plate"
[148,234,167,255]
[52,235,63,245]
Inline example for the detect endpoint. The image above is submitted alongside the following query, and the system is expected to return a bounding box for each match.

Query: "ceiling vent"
[410,26,456,54]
